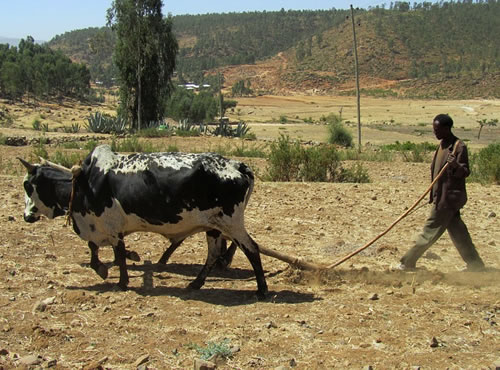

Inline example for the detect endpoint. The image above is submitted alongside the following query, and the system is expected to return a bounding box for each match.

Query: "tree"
[477,118,498,140]
[107,0,178,130]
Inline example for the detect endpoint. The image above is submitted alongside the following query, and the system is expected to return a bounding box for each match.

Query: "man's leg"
[400,206,452,268]
[446,211,485,270]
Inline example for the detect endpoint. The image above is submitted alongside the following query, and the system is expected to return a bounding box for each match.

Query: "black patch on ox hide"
[77,148,253,226]
[23,166,72,218]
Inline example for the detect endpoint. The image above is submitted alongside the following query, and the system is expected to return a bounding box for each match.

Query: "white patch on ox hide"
[91,145,244,182]
[23,174,57,219]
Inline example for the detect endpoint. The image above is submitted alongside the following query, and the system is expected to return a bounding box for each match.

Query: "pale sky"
[0,0,388,42]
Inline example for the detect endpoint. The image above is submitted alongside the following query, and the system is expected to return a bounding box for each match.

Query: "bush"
[266,135,370,183]
[469,142,500,184]
[325,114,353,147]
[267,135,303,181]
[380,141,435,162]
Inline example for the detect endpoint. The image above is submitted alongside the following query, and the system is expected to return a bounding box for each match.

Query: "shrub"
[188,339,233,361]
[338,163,371,183]
[325,114,353,147]
[266,135,303,181]
[266,135,370,183]
[469,142,500,184]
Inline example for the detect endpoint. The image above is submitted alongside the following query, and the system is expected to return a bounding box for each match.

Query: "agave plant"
[85,112,129,134]
[233,121,251,138]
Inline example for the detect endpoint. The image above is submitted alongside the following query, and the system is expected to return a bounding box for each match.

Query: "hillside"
[46,2,500,98]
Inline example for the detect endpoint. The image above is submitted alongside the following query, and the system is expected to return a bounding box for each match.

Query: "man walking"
[399,114,485,271]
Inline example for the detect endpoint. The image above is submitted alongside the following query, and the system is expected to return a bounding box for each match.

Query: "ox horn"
[39,157,72,173]
[17,157,37,174]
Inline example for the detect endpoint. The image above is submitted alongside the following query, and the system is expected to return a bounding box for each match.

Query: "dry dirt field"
[0,96,499,369]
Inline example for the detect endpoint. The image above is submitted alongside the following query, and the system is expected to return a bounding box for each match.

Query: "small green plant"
[231,141,267,158]
[0,134,6,145]
[176,120,202,137]
[59,141,81,149]
[62,123,81,133]
[469,142,500,184]
[233,121,251,138]
[188,339,233,361]
[111,137,159,153]
[32,118,42,131]
[279,115,288,124]
[339,162,371,183]
[83,139,99,152]
[31,141,48,160]
[51,151,85,168]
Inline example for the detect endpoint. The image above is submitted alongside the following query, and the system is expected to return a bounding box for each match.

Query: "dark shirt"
[429,136,470,211]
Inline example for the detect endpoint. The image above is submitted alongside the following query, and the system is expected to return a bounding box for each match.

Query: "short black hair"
[433,114,453,128]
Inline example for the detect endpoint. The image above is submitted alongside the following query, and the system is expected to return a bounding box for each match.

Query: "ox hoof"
[126,251,141,262]
[256,290,268,301]
[116,283,128,291]
[187,280,204,290]
[97,265,109,280]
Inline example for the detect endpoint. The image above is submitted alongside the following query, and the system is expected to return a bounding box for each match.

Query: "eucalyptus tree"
[107,0,178,130]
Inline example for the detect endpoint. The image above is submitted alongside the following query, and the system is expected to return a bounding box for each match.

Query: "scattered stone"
[371,195,377,200]
[487,211,496,218]
[289,358,297,367]
[33,301,47,312]
[363,366,374,370]
[0,348,8,356]
[7,216,15,221]
[47,358,58,367]
[488,240,496,246]
[368,293,379,301]
[423,251,442,260]
[430,337,440,348]
[133,354,149,367]
[42,296,56,305]
[265,225,272,231]
[194,358,216,370]
[266,321,278,329]
[18,354,41,366]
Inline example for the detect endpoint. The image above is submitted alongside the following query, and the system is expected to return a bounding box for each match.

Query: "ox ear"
[17,157,37,174]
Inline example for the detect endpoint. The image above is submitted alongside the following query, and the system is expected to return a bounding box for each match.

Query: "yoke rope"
[66,165,82,226]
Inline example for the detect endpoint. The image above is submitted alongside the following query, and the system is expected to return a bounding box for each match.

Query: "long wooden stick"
[325,141,459,270]
[259,245,322,271]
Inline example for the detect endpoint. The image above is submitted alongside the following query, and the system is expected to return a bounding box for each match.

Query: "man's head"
[433,114,453,140]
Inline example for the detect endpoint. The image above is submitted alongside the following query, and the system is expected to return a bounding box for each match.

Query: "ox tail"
[239,162,255,209]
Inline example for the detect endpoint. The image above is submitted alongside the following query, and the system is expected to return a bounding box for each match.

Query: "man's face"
[433,120,450,140]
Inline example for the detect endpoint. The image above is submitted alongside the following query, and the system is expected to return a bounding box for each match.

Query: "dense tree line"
[0,36,90,101]
[173,9,349,81]
[368,0,500,78]
[164,87,218,122]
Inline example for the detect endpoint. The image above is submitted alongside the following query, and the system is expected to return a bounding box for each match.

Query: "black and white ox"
[19,145,268,298]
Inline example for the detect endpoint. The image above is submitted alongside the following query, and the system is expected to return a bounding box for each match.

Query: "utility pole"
[218,72,224,121]
[350,4,362,152]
